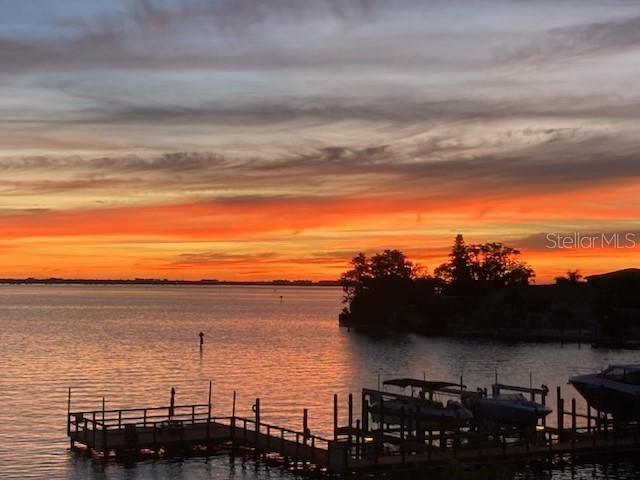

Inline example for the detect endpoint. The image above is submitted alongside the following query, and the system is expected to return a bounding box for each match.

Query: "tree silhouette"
[555,270,583,285]
[436,235,534,292]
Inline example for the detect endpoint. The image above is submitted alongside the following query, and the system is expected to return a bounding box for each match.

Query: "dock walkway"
[67,386,640,474]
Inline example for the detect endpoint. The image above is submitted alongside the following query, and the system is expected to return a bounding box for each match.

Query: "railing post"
[143,409,147,427]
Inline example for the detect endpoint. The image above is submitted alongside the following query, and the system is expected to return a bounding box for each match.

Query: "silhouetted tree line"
[339,234,536,332]
[339,236,640,342]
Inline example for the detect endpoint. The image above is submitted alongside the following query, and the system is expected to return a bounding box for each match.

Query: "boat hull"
[468,398,550,427]
[570,376,640,420]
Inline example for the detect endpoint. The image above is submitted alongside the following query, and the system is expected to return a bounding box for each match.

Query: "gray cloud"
[497,14,640,64]
[3,130,640,200]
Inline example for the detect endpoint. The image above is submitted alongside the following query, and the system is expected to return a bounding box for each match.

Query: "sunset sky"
[1,0,640,281]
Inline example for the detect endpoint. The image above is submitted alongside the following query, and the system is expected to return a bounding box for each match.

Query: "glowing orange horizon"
[1,180,638,283]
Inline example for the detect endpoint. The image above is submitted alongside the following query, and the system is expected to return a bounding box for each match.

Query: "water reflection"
[1,285,639,479]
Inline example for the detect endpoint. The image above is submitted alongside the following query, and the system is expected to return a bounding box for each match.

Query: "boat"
[462,389,551,427]
[368,378,473,428]
[569,364,640,420]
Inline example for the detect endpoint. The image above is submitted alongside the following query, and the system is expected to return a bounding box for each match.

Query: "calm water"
[1,285,640,479]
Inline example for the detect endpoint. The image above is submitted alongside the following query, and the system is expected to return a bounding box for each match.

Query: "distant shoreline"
[0,278,340,287]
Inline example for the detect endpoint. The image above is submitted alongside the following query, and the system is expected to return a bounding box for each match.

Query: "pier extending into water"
[67,383,640,475]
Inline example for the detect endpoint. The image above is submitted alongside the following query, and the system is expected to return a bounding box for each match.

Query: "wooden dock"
[67,385,640,474]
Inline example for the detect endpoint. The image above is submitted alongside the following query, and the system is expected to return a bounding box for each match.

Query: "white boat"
[569,364,640,420]
[463,391,551,427]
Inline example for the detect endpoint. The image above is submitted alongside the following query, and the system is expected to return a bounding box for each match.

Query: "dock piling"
[333,394,338,441]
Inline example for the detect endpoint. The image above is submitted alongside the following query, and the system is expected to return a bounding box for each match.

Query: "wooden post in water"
[333,394,338,441]
[231,391,237,444]
[529,372,533,400]
[101,397,107,458]
[254,398,260,431]
[206,381,212,446]
[303,408,309,445]
[67,387,73,448]
[348,393,353,445]
[556,386,564,435]
[361,391,369,435]
[571,398,577,450]
[379,395,385,440]
[587,403,592,433]
[355,419,361,459]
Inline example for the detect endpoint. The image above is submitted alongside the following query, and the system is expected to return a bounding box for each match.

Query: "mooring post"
[348,393,353,445]
[333,394,338,441]
[571,398,576,450]
[67,387,74,449]
[101,397,107,456]
[92,411,97,450]
[207,380,212,445]
[361,391,369,435]
[67,387,71,434]
[303,408,309,445]
[254,397,260,435]
[530,372,534,401]
[231,390,237,444]
[556,386,564,435]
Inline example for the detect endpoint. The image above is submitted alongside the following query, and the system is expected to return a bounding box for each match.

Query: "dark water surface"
[1,285,639,479]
